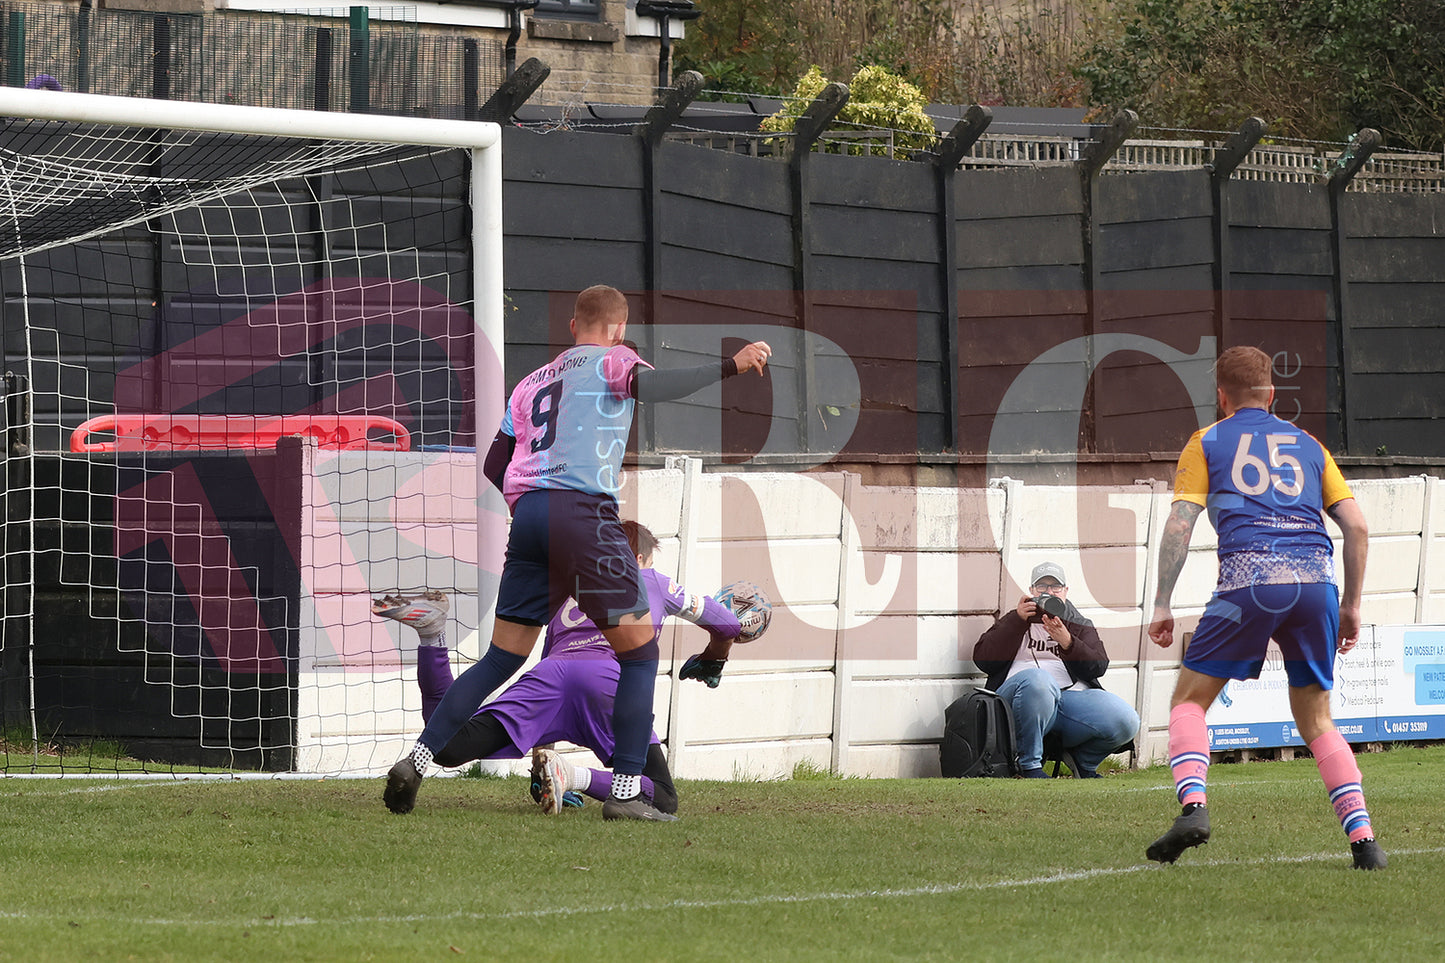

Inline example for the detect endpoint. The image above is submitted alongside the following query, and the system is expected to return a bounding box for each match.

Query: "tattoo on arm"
[1154,501,1203,607]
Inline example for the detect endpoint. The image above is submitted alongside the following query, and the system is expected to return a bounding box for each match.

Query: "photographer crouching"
[971,562,1139,778]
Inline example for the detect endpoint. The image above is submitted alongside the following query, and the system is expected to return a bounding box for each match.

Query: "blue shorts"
[495,489,648,628]
[1183,582,1340,689]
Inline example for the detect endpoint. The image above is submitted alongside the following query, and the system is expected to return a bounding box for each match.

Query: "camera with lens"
[1030,593,1066,621]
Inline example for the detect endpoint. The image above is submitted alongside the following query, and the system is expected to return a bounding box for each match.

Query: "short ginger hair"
[1215,345,1274,406]
[573,284,628,329]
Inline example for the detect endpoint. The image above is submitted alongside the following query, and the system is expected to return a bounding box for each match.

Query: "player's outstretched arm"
[674,587,743,688]
[1149,500,1203,648]
[629,341,772,402]
[1327,496,1369,652]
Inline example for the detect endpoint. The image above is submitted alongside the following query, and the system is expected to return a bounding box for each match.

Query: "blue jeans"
[995,669,1140,773]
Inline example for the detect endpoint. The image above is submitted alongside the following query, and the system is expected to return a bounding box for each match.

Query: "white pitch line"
[3,847,1441,930]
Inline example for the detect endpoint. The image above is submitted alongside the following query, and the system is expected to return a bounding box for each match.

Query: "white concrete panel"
[296,666,417,773]
[844,744,942,779]
[306,521,480,593]
[652,674,672,737]
[686,537,841,606]
[676,671,834,744]
[615,467,685,537]
[875,550,1000,617]
[1341,534,1419,593]
[1364,595,1427,626]
[1348,477,1427,536]
[299,667,408,725]
[312,592,483,668]
[692,472,845,541]
[316,451,478,523]
[1171,549,1221,607]
[1097,667,1140,704]
[1089,615,1145,656]
[845,677,967,744]
[650,539,682,583]
[846,613,992,678]
[1013,485,1153,548]
[1146,665,1181,721]
[848,485,1003,551]
[672,739,833,781]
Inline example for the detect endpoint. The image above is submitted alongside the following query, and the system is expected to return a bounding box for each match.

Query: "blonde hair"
[1215,345,1273,406]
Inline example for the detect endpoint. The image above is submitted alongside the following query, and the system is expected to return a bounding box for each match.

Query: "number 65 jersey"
[499,343,653,509]
[1173,406,1355,593]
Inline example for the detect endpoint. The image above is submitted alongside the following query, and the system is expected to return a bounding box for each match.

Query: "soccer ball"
[712,580,772,643]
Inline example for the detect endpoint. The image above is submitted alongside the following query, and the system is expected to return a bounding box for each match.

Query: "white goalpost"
[0,86,504,776]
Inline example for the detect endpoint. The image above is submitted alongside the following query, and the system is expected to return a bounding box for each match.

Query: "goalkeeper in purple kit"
[376,521,747,815]
[384,284,771,820]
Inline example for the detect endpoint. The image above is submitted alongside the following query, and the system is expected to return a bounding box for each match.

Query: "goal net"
[0,88,503,776]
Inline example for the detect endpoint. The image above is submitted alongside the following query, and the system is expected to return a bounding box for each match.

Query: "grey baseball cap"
[1029,562,1067,586]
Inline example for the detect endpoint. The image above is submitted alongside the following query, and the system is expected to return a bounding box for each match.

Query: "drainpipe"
[634,0,701,94]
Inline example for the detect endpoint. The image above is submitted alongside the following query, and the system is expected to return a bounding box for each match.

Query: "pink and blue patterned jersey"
[499,343,653,508]
[541,568,741,659]
[1173,406,1354,592]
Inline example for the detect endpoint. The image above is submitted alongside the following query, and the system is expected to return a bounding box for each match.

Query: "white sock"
[571,766,592,794]
[612,773,641,800]
[410,742,434,775]
[417,628,447,647]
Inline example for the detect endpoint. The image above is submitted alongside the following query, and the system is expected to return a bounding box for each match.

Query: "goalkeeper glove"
[679,654,727,689]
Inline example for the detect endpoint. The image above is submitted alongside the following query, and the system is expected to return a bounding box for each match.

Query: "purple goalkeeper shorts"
[480,654,660,763]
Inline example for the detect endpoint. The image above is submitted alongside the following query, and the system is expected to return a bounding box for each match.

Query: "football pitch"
[3,746,1443,962]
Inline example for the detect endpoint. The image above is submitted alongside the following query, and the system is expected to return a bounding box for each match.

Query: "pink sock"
[1310,730,1374,843]
[1168,703,1210,807]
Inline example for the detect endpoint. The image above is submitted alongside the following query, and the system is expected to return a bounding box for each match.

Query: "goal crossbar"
[0,87,501,150]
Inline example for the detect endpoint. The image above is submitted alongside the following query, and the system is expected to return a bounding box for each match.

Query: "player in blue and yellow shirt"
[1145,346,1384,870]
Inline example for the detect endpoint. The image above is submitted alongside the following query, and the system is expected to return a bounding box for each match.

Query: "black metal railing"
[0,2,504,118]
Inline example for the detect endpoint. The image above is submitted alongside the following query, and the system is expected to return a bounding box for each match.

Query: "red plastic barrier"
[70,414,412,453]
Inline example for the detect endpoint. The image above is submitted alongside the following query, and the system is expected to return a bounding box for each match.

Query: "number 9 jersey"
[1173,406,1354,592]
[499,343,654,509]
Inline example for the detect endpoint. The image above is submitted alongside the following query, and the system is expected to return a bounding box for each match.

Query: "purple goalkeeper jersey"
[414,569,741,762]
[541,568,736,659]
[499,343,652,509]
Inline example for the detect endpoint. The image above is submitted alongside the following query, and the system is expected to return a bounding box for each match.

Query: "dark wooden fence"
[500,127,1445,469]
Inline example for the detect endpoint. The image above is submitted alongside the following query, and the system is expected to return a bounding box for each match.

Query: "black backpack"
[940,688,1020,778]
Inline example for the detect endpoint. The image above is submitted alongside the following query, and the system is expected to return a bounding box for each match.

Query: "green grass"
[2,746,1443,962]
[2,729,140,772]
[2,729,232,775]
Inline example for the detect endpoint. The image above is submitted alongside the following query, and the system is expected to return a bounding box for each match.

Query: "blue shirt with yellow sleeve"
[1174,406,1352,593]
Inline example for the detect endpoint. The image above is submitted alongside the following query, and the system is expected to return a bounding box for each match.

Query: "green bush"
[760,64,937,156]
